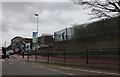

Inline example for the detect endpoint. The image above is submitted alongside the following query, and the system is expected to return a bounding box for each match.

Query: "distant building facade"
[23,38,32,50]
[10,34,54,52]
[11,36,23,53]
[38,34,54,48]
[11,36,32,53]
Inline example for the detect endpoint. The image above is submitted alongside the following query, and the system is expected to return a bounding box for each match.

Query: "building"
[23,38,32,50]
[11,36,32,53]
[11,36,23,53]
[38,34,54,48]
[10,34,54,52]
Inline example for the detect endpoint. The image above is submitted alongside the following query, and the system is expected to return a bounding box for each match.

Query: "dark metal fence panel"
[27,16,119,69]
[87,48,119,64]
[54,16,119,41]
[33,48,119,67]
[52,16,119,67]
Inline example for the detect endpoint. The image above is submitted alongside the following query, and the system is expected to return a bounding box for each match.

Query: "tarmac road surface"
[1,57,119,77]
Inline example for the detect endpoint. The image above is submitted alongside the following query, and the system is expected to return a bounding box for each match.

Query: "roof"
[11,36,23,41]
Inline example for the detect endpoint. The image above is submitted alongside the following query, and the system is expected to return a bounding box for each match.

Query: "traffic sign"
[32,32,38,43]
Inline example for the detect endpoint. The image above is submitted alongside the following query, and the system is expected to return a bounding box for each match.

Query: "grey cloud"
[2,2,90,46]
[2,21,9,32]
[32,2,82,11]
[37,10,74,26]
[0,2,2,33]
[2,2,77,32]
[2,2,87,31]
[2,2,33,14]
[2,2,81,15]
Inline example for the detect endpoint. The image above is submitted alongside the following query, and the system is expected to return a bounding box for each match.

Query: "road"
[1,57,119,77]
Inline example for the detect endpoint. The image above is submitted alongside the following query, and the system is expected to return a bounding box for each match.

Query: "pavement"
[11,54,27,60]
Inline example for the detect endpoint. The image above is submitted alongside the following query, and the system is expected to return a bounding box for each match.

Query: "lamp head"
[35,13,38,16]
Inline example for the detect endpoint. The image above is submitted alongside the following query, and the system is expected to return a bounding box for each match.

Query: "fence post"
[35,48,37,61]
[66,28,68,40]
[86,49,88,64]
[64,49,66,63]
[22,50,24,58]
[118,48,120,71]
[47,50,49,62]
[27,50,29,62]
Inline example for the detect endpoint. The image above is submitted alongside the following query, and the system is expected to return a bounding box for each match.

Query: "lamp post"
[35,13,38,61]
[5,41,6,48]
[35,13,38,34]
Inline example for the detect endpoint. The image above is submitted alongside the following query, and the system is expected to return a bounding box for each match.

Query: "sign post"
[32,32,38,44]
[26,43,31,61]
[32,32,38,61]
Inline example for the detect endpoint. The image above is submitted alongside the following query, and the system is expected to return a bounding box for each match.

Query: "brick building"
[38,34,54,48]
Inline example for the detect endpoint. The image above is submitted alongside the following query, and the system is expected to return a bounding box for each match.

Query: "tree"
[74,0,120,19]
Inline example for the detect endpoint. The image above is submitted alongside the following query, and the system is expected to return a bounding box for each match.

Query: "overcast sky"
[1,0,92,47]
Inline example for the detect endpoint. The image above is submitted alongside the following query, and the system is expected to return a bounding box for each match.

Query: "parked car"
[8,50,14,55]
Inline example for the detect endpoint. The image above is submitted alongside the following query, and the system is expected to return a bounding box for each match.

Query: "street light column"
[5,41,6,48]
[35,13,38,61]
[37,15,38,34]
[35,13,38,35]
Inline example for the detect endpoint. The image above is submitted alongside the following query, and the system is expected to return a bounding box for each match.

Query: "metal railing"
[27,16,120,69]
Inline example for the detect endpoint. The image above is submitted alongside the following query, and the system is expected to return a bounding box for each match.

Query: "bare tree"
[74,0,120,19]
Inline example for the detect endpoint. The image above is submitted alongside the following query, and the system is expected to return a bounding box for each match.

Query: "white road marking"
[38,64,119,75]
[47,68,58,72]
[39,66,75,75]
[8,63,12,64]
[30,61,119,75]
[38,66,43,67]
[33,66,37,68]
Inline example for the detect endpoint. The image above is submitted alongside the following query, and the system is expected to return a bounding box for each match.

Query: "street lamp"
[35,13,38,61]
[5,41,6,48]
[35,13,38,33]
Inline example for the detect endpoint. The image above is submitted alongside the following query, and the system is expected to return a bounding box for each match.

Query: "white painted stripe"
[33,66,37,67]
[38,65,75,75]
[8,63,12,64]
[55,66,119,75]
[38,66,43,67]
[38,64,119,75]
